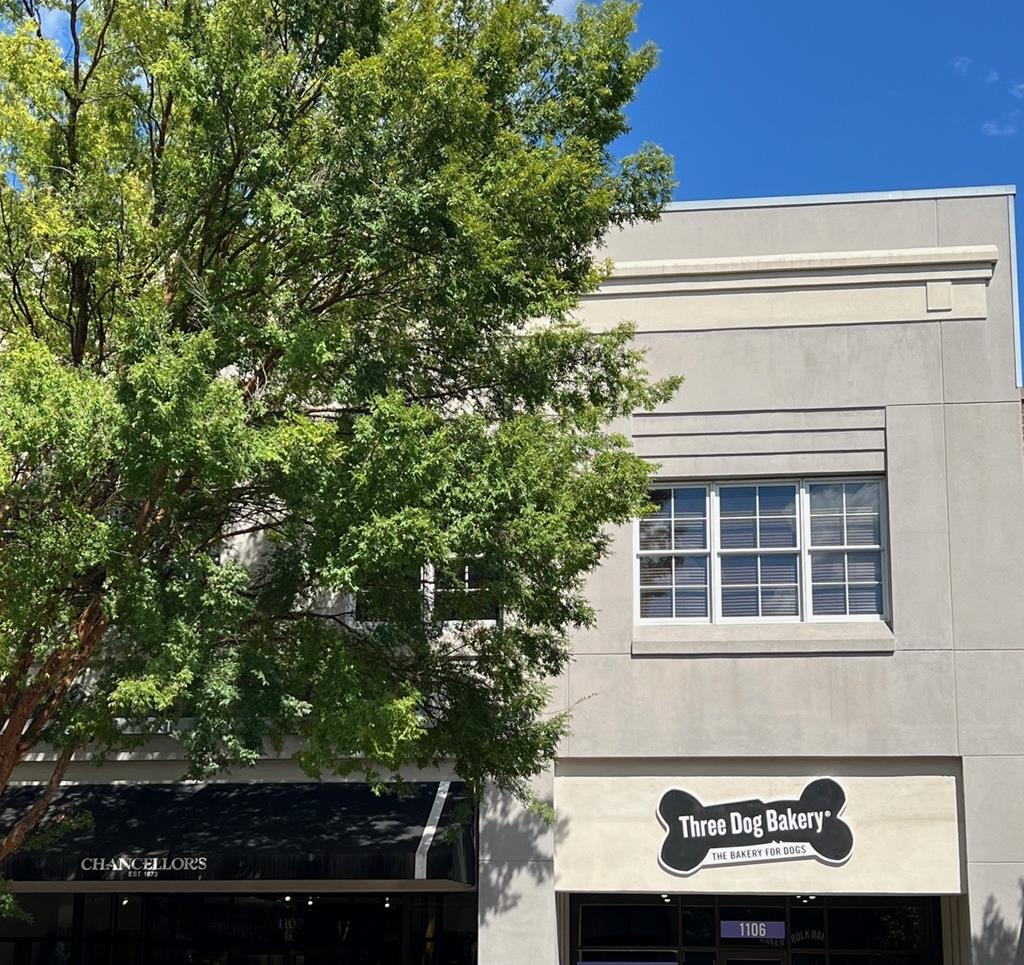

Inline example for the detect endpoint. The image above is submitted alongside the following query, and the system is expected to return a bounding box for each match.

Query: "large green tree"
[0,0,675,858]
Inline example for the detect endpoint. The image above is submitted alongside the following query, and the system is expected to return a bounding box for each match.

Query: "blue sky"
[565,0,1024,203]
[552,0,1024,373]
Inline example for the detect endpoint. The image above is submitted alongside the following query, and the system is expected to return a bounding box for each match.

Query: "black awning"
[0,781,475,886]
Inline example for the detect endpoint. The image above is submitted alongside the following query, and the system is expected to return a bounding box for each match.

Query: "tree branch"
[0,745,75,863]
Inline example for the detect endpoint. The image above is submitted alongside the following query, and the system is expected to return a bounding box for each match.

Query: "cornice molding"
[579,245,999,331]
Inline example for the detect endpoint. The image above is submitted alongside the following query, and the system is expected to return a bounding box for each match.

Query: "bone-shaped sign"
[657,778,854,875]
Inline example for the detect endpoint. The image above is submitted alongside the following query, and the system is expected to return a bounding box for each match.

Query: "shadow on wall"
[477,786,568,926]
[974,881,1024,965]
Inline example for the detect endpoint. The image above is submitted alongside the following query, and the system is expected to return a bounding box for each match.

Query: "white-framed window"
[355,559,499,625]
[635,478,888,624]
[433,559,501,623]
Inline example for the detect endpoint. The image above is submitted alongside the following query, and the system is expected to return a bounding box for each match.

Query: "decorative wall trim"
[602,245,997,285]
[580,245,999,332]
[633,407,886,477]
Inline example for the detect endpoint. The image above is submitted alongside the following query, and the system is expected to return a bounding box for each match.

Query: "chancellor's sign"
[657,778,853,875]
[80,855,208,879]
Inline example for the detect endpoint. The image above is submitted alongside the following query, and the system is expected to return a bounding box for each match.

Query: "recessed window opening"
[636,478,888,624]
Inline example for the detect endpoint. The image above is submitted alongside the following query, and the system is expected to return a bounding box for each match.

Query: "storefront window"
[0,893,475,965]
[681,905,715,946]
[790,899,826,949]
[0,896,74,941]
[572,895,943,965]
[827,901,925,951]
[579,903,679,948]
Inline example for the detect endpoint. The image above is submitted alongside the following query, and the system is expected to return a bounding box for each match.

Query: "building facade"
[5,186,1024,965]
[479,185,1024,965]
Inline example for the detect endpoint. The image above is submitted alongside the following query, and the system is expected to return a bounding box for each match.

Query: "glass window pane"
[761,554,798,584]
[811,551,846,583]
[470,560,501,590]
[813,585,847,615]
[648,489,671,517]
[722,587,758,617]
[809,482,843,513]
[674,519,707,550]
[81,944,113,965]
[761,587,798,616]
[675,589,708,618]
[639,556,672,586]
[3,897,74,939]
[673,488,705,518]
[849,584,883,614]
[810,515,844,545]
[114,895,143,937]
[846,514,881,545]
[435,589,499,622]
[579,903,678,948]
[721,518,756,549]
[828,902,924,950]
[721,555,758,585]
[759,517,797,548]
[435,563,467,593]
[847,551,882,582]
[639,519,671,550]
[27,942,72,965]
[758,484,796,515]
[681,905,716,945]
[846,480,882,512]
[790,902,826,947]
[719,903,787,946]
[640,590,672,618]
[675,556,708,585]
[720,486,756,516]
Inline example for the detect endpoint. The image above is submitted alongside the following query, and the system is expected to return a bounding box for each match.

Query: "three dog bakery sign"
[657,778,854,876]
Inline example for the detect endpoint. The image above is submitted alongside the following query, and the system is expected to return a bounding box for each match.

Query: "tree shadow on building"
[973,881,1024,965]
[477,784,567,927]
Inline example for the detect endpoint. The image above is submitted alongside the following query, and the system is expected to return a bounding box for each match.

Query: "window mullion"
[423,563,435,620]
[709,484,720,624]
[799,479,812,623]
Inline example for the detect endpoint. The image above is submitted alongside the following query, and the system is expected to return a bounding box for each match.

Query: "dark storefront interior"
[0,781,478,963]
[0,891,476,965]
[571,894,944,965]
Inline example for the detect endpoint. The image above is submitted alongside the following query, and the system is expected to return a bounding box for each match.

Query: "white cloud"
[982,118,1018,136]
[951,55,973,76]
[1011,82,1024,99]
[985,67,999,83]
[38,5,70,40]
[549,0,578,16]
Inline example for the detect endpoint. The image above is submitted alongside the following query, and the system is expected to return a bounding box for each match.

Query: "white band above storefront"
[554,769,962,895]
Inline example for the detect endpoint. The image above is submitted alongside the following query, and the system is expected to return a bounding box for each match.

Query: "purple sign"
[721,920,786,940]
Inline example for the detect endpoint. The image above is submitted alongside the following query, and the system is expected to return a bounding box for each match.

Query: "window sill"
[632,621,895,656]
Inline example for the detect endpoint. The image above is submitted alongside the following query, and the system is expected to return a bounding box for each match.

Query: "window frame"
[355,560,500,629]
[634,476,890,626]
[431,559,501,625]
